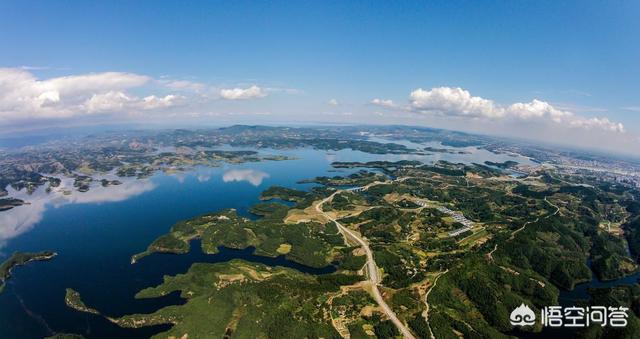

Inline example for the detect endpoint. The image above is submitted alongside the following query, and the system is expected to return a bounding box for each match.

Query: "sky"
[0,1,639,154]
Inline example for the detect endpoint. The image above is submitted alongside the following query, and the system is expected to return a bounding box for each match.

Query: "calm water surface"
[0,145,554,338]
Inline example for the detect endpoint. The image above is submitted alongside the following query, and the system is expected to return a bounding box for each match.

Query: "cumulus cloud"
[568,117,624,133]
[0,68,179,123]
[507,99,569,121]
[139,94,182,110]
[410,87,504,118]
[219,85,266,100]
[328,98,339,106]
[85,91,133,113]
[84,92,182,113]
[0,68,304,128]
[506,99,624,133]
[377,86,625,134]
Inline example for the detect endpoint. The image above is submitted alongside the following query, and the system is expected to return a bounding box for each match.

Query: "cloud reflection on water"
[222,169,269,186]
[0,178,156,249]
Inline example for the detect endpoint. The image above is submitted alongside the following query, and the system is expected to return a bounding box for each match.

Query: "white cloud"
[160,79,205,92]
[568,116,625,133]
[328,98,339,106]
[139,94,182,110]
[383,86,626,134]
[0,68,178,123]
[219,85,266,100]
[371,98,396,108]
[507,99,569,121]
[85,91,133,113]
[44,71,149,95]
[506,99,624,133]
[84,92,182,113]
[0,68,304,128]
[37,90,61,105]
[410,87,504,118]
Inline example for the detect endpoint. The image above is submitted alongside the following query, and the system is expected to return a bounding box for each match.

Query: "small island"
[0,251,57,292]
[423,146,470,154]
[65,288,100,315]
[484,160,519,169]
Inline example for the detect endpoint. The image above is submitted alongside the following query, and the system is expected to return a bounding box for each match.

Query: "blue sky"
[0,1,639,153]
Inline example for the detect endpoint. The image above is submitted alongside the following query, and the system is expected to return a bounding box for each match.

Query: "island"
[0,251,57,292]
[423,146,470,154]
[484,160,519,169]
[65,288,100,315]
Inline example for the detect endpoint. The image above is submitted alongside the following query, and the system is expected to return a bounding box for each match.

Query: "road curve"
[422,269,448,339]
[489,196,560,262]
[316,192,416,339]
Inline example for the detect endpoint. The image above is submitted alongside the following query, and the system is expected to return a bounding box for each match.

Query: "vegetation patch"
[0,251,57,293]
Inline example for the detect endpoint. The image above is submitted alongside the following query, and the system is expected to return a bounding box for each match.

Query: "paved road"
[316,192,416,339]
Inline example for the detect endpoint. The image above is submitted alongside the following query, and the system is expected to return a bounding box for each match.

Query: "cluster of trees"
[419,165,465,177]
[484,160,518,169]
[499,216,592,289]
[373,247,424,288]
[429,256,557,338]
[623,199,640,262]
[591,231,637,281]
[139,199,343,268]
[1,251,56,292]
[324,191,365,211]
[302,170,385,187]
[260,186,310,203]
[341,206,404,243]
[337,247,367,271]
[578,285,640,338]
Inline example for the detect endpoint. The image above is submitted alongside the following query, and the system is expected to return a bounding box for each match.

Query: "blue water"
[0,145,539,338]
[0,148,352,338]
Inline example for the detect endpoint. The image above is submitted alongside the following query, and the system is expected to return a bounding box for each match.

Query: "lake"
[0,144,539,338]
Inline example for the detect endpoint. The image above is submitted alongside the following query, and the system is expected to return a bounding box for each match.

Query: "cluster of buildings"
[554,157,640,189]
[438,206,475,237]
[613,175,640,188]
[346,186,367,192]
[416,200,474,237]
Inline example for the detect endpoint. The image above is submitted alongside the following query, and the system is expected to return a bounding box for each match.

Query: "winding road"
[422,269,448,339]
[487,196,560,262]
[316,191,416,339]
